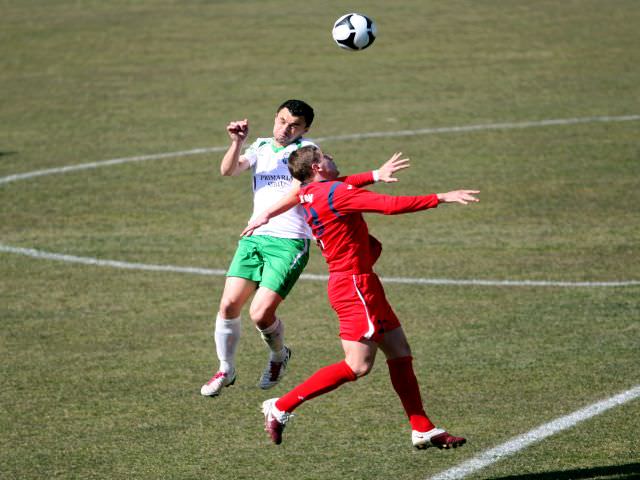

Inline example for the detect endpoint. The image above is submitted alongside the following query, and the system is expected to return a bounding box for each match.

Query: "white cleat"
[200,371,236,397]
[258,346,291,390]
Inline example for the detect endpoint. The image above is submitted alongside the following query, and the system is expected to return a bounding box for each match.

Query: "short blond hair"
[288,145,322,183]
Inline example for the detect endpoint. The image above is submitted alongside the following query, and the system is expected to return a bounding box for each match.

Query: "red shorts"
[327,272,401,342]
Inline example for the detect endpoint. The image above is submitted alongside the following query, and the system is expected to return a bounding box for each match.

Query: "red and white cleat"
[200,371,236,397]
[262,398,292,445]
[412,428,466,450]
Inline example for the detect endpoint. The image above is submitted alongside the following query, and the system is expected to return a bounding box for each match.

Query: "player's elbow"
[220,165,237,176]
[382,206,400,215]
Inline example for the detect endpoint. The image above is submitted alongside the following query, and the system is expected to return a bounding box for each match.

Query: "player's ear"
[313,160,327,175]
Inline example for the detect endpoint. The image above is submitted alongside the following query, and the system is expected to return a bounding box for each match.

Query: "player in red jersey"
[247,145,479,449]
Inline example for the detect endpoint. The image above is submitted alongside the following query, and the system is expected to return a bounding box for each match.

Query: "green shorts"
[226,235,310,299]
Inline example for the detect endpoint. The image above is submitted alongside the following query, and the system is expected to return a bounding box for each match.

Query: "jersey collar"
[271,138,303,153]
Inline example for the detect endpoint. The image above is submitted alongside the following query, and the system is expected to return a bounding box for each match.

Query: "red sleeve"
[338,171,374,188]
[332,184,439,215]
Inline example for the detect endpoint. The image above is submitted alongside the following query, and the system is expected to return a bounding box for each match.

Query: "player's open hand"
[240,212,270,237]
[437,190,480,205]
[227,119,249,143]
[377,152,410,183]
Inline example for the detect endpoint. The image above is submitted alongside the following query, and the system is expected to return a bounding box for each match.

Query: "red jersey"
[298,180,439,274]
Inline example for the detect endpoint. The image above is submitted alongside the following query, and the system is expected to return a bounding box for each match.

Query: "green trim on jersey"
[226,235,310,298]
[270,138,303,153]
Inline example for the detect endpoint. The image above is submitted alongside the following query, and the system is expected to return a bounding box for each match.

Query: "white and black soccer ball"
[331,13,377,51]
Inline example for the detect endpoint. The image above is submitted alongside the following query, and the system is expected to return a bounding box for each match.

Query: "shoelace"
[207,372,227,385]
[263,348,290,381]
[267,361,283,380]
[268,402,294,425]
[277,410,293,425]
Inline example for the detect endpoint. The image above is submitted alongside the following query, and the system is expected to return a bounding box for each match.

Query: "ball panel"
[353,30,370,49]
[332,24,352,41]
[349,14,368,31]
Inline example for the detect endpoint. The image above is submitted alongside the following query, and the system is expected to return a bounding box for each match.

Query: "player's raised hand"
[227,119,249,142]
[436,190,480,205]
[377,152,410,183]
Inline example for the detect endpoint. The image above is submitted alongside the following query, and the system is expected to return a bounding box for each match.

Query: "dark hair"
[288,145,322,183]
[277,99,315,128]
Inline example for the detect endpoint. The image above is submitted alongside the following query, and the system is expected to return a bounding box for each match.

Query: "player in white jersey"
[201,99,411,397]
[244,136,316,239]
[201,100,317,396]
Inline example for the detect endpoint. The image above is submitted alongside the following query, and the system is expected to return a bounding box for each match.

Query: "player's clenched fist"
[226,119,249,142]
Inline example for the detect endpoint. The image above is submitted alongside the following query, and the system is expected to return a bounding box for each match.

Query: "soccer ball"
[331,13,377,51]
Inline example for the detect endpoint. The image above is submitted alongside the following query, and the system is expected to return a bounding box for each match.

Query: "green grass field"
[1,1,639,479]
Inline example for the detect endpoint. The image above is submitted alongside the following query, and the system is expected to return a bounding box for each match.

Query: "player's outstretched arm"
[241,181,302,237]
[377,152,410,183]
[436,190,480,205]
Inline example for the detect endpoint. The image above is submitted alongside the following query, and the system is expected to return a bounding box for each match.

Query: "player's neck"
[312,172,332,183]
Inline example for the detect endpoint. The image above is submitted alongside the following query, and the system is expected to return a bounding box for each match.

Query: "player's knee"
[219,296,242,319]
[248,303,276,327]
[348,361,374,378]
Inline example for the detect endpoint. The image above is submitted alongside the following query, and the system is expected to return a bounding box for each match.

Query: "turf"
[1,1,639,479]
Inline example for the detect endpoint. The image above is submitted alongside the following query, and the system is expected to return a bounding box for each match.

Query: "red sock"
[276,360,357,413]
[387,356,435,432]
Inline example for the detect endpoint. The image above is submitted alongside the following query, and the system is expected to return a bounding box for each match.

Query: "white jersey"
[243,137,316,239]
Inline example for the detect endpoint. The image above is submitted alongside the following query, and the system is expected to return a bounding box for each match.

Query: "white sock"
[215,314,241,374]
[258,317,286,362]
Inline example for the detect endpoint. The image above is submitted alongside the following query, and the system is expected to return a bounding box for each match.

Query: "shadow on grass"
[488,462,640,480]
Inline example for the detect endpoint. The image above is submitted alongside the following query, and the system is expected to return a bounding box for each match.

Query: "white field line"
[428,385,640,480]
[0,244,226,277]
[0,147,228,185]
[1,114,639,186]
[2,244,639,288]
[315,114,640,143]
